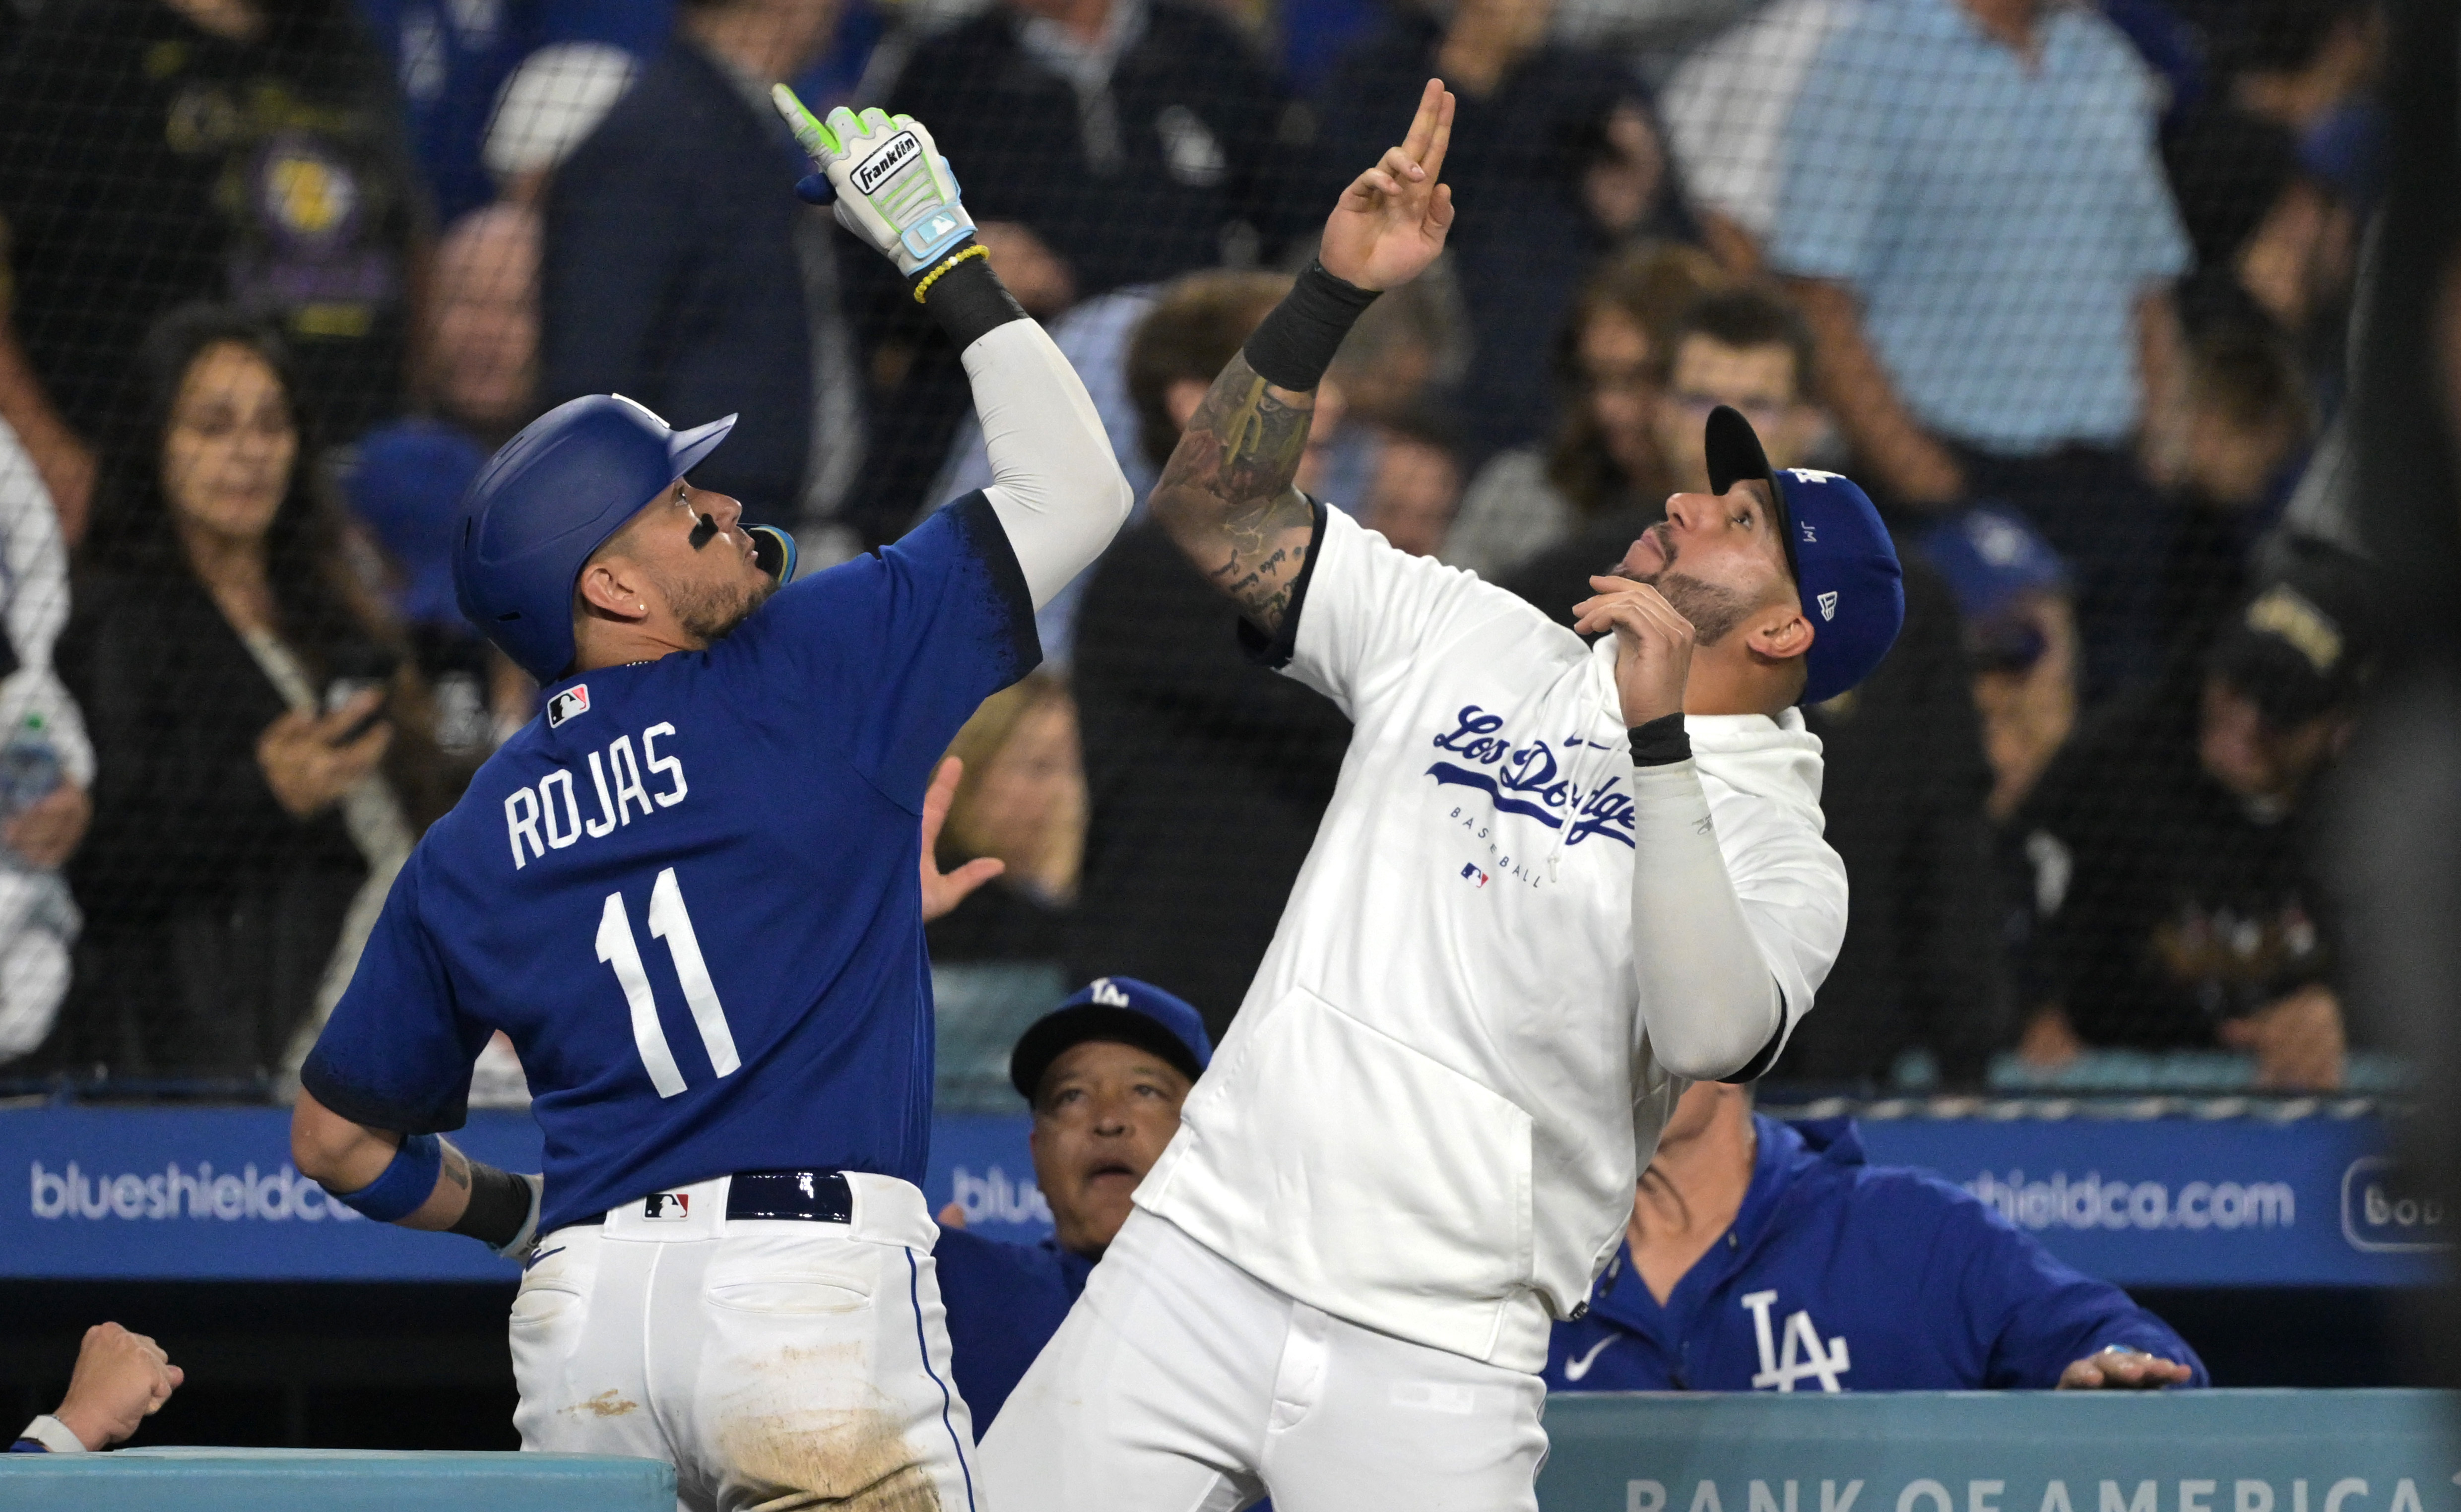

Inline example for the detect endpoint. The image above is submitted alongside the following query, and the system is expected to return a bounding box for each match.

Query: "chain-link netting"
[0,0,2388,1103]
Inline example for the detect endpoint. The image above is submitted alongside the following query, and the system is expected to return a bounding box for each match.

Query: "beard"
[1619,527,1753,645]
[655,566,776,645]
[1643,569,1753,647]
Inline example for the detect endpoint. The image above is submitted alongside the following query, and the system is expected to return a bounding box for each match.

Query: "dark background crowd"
[0,0,2397,1101]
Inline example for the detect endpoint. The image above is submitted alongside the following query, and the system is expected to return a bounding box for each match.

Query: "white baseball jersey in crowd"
[985,504,1849,1510]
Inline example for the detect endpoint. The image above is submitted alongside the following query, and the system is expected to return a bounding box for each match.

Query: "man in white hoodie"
[980,79,1906,1512]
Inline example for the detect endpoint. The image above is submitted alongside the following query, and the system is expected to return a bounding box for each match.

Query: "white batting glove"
[773,88,975,279]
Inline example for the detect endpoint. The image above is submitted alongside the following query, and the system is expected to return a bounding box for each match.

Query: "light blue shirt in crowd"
[1770,0,2190,455]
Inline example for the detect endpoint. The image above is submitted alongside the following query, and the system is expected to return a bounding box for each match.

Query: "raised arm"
[1150,79,1457,634]
[777,95,1132,607]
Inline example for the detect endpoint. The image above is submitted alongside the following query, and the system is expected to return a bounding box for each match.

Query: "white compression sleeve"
[1628,760,1788,1081]
[966,319,1135,609]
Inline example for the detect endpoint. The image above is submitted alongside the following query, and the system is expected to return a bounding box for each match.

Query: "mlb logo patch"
[1816,591,1839,622]
[1461,863,1489,887]
[547,684,590,728]
[642,1192,690,1220]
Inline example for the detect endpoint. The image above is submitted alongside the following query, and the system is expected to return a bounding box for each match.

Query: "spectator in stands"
[2015,544,2373,1088]
[2165,106,2365,424]
[1771,0,2192,696]
[1921,506,2083,1028]
[855,0,1303,539]
[2158,321,2316,654]
[1358,415,1462,560]
[47,308,441,1082]
[1545,1081,2206,1391]
[1648,288,1830,497]
[1316,0,1683,457]
[0,0,427,537]
[355,2,667,223]
[935,977,1211,1432]
[0,418,95,1067]
[543,0,862,531]
[926,674,1087,967]
[1922,507,2080,825]
[9,1323,184,1453]
[1068,273,1353,1037]
[346,205,544,763]
[1445,242,1725,582]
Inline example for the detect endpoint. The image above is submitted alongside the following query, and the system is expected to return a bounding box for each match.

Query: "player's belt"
[587,1169,856,1225]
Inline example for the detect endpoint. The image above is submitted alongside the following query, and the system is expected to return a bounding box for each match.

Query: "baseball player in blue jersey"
[288,97,1131,1509]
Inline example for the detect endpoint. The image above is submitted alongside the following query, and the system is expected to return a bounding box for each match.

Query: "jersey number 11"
[596,868,741,1097]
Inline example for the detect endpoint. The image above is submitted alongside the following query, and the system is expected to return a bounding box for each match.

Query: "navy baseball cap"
[1009,977,1213,1102]
[1704,404,1904,704]
[1921,506,2072,671]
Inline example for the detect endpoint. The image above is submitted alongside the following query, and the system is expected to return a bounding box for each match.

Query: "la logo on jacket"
[1743,1289,1851,1391]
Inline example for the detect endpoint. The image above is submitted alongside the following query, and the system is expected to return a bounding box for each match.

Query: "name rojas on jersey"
[503,715,690,870]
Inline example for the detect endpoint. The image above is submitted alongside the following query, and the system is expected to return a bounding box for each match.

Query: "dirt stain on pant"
[567,1388,641,1418]
[717,1406,941,1512]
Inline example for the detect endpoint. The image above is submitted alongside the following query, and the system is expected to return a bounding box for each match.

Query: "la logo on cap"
[1817,591,1839,622]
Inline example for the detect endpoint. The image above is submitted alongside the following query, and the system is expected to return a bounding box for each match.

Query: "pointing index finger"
[1398,78,1444,164]
[1419,86,1456,183]
[771,84,839,162]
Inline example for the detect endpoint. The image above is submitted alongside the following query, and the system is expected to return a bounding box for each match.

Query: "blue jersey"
[933,1226,1092,1434]
[1544,1116,2206,1392]
[303,496,1037,1234]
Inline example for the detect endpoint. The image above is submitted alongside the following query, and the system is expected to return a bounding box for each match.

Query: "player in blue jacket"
[934,976,1213,1432]
[287,99,1133,1510]
[1544,1083,2206,1392]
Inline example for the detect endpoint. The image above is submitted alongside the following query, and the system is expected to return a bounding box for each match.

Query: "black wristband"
[449,1161,532,1249]
[913,240,1026,350]
[1628,712,1692,766]
[1241,259,1379,392]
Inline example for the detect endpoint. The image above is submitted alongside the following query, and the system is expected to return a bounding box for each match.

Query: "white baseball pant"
[979,1206,1547,1512]
[509,1172,978,1512]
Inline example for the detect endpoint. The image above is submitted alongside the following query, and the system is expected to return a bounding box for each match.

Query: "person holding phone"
[45,305,443,1082]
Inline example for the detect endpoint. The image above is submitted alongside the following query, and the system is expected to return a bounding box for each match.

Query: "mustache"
[1604,523,1676,586]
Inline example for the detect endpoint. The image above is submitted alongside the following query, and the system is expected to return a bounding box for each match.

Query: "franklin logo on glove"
[853,131,922,196]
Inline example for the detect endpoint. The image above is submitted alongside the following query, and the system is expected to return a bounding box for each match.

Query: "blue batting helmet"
[453,394,736,682]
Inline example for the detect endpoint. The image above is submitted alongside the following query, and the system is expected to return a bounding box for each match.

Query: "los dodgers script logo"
[853,130,921,195]
[1425,704,1635,848]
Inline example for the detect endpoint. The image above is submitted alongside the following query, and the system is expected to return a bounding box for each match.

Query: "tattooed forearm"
[1149,353,1320,633]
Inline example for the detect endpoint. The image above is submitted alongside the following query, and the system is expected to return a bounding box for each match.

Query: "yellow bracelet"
[911,243,989,304]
